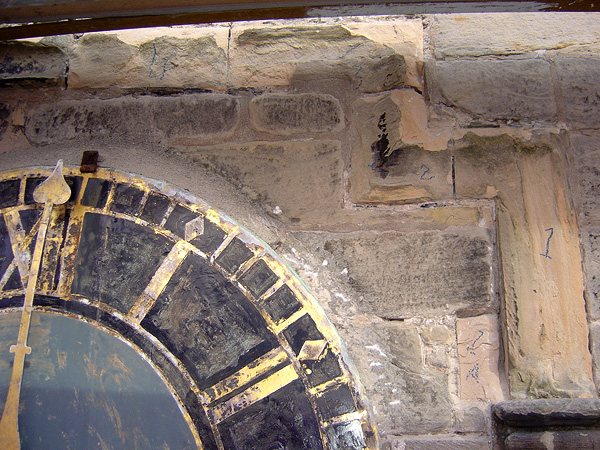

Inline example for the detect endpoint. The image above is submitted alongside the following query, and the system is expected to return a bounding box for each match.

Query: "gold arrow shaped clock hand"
[0,160,71,450]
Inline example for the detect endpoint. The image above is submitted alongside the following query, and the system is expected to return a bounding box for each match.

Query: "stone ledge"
[493,399,600,428]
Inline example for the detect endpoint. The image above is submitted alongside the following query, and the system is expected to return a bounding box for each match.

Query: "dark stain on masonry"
[370,113,391,177]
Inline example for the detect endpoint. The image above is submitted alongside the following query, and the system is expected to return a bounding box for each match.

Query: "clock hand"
[0,160,71,450]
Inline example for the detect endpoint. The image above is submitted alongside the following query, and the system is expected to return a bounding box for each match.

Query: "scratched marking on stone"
[540,227,554,259]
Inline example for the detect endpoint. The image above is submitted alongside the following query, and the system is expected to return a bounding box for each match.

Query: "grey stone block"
[493,399,600,428]
[582,230,600,320]
[556,58,600,129]
[25,94,239,144]
[341,322,452,435]
[386,437,490,450]
[249,94,344,134]
[588,322,600,392]
[0,41,66,87]
[298,229,494,317]
[570,134,600,224]
[431,59,556,121]
[505,431,600,450]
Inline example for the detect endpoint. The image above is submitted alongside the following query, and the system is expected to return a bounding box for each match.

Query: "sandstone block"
[570,134,600,224]
[455,406,487,433]
[172,140,343,224]
[229,22,405,90]
[69,28,228,89]
[456,315,503,401]
[431,13,600,58]
[588,322,600,391]
[343,322,452,435]
[351,92,453,203]
[296,228,494,318]
[582,230,600,321]
[25,94,239,144]
[430,59,556,121]
[0,41,66,87]
[384,437,491,450]
[556,58,600,129]
[249,94,344,134]
[505,431,600,450]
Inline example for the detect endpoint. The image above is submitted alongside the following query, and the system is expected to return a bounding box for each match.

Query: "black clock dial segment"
[0,165,378,450]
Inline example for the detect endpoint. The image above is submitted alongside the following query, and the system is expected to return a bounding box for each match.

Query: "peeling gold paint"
[209,364,297,424]
[203,346,289,403]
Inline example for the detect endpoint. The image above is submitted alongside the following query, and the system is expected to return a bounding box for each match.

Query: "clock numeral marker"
[203,346,289,404]
[208,363,298,424]
[128,241,189,324]
[4,210,37,287]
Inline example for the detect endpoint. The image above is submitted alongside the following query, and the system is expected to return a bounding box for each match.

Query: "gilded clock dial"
[0,166,378,450]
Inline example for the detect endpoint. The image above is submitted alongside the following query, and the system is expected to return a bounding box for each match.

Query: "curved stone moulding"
[0,165,379,450]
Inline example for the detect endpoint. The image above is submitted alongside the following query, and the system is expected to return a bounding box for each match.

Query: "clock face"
[0,166,377,450]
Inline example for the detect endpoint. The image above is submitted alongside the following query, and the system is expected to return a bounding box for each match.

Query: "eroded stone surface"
[69,29,228,89]
[556,58,600,129]
[295,228,494,317]
[430,59,556,121]
[249,94,344,134]
[351,91,453,203]
[431,13,600,58]
[505,431,600,450]
[342,322,452,435]
[570,134,600,224]
[25,95,239,144]
[230,22,406,90]
[172,140,343,223]
[0,41,67,87]
[384,436,491,450]
[582,229,600,321]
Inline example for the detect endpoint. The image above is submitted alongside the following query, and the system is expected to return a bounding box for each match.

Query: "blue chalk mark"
[149,43,174,80]
[466,363,480,384]
[540,227,554,259]
[420,164,435,180]
[466,330,484,356]
[353,64,363,90]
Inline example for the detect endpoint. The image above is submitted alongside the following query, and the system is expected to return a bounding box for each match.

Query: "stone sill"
[494,399,600,428]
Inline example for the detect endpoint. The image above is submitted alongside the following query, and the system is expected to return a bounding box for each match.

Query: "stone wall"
[1,12,600,449]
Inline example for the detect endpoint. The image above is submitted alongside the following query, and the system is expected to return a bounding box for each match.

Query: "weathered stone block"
[431,13,600,58]
[570,134,600,224]
[556,58,600,129]
[582,229,600,321]
[172,140,343,223]
[505,431,600,450]
[455,406,487,433]
[588,321,600,392]
[456,315,503,401]
[229,22,406,90]
[351,92,453,203]
[493,399,600,428]
[343,322,452,435]
[0,41,66,87]
[249,94,344,134]
[25,94,239,144]
[69,28,228,89]
[296,228,494,317]
[430,59,556,121]
[384,437,491,450]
